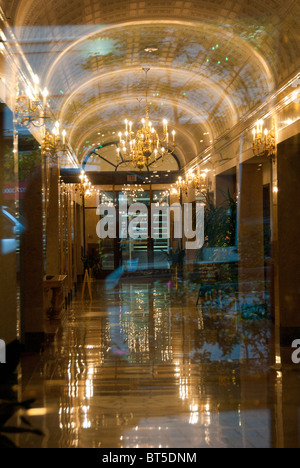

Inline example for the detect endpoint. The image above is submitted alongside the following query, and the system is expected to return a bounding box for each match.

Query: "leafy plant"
[0,399,43,448]
[82,241,107,277]
[0,341,43,448]
[203,189,237,248]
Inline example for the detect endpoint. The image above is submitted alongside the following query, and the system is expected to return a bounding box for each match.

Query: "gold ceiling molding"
[42,19,275,92]
[58,67,237,129]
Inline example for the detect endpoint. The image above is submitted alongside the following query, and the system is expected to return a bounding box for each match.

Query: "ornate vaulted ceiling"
[1,0,300,169]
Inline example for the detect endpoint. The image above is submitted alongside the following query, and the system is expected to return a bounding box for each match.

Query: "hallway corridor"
[7,279,299,448]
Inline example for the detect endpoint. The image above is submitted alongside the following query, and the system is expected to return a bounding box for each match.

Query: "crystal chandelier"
[15,76,50,127]
[121,184,144,201]
[75,170,95,198]
[116,68,176,171]
[252,119,276,158]
[176,169,211,196]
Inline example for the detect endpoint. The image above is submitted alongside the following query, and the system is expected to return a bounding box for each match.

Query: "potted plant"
[81,240,106,280]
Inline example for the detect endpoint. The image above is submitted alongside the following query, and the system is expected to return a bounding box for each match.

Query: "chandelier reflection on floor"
[116,68,176,171]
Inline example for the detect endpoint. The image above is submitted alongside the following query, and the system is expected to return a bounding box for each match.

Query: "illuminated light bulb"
[257,119,263,134]
[42,88,49,106]
[62,129,66,145]
[285,119,292,125]
[33,74,40,95]
[25,86,35,101]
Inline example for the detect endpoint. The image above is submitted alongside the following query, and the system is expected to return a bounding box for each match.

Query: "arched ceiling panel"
[2,0,300,170]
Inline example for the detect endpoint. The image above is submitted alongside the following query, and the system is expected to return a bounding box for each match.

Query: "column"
[20,156,45,349]
[238,162,265,309]
[45,165,60,274]
[276,134,300,345]
[0,103,18,346]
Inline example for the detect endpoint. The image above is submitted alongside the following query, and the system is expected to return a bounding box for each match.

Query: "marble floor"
[5,279,300,448]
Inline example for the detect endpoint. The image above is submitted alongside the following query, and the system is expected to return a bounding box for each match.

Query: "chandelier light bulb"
[42,88,49,106]
[33,74,40,85]
[256,119,263,135]
[33,74,40,95]
[25,86,35,101]
[62,129,66,144]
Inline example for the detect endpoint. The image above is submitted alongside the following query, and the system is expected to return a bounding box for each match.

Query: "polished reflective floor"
[8,279,300,448]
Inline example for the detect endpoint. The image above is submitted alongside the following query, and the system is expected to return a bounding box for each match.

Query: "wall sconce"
[15,76,50,127]
[252,119,276,158]
[41,121,67,159]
